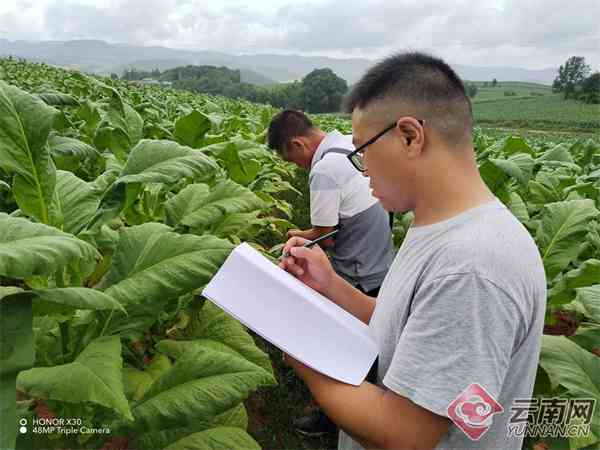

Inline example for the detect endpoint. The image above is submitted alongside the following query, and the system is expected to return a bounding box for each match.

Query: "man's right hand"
[281,237,375,324]
[279,236,336,295]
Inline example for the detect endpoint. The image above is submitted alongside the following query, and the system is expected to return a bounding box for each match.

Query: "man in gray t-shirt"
[279,52,546,450]
[339,199,546,449]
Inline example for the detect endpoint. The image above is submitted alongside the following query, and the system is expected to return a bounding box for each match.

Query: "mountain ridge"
[0,38,558,85]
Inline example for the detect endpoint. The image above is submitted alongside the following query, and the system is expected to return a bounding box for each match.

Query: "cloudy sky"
[1,0,598,69]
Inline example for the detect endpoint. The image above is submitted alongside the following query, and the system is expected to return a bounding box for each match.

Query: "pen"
[280,229,340,259]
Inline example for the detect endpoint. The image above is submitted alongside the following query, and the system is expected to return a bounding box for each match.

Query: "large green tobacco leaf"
[85,161,125,231]
[125,354,252,449]
[527,171,565,209]
[538,143,576,164]
[108,102,143,150]
[476,135,534,158]
[53,170,100,234]
[570,139,600,168]
[536,200,600,280]
[134,405,248,450]
[96,223,233,335]
[123,354,172,402]
[89,153,122,196]
[506,192,530,223]
[204,138,270,185]
[211,211,268,240]
[48,135,101,166]
[0,81,58,223]
[94,126,130,162]
[31,287,125,316]
[17,336,133,420]
[564,181,600,203]
[75,99,102,140]
[99,223,232,301]
[565,285,600,323]
[164,183,208,226]
[157,339,248,362]
[539,336,600,437]
[118,139,218,185]
[164,427,260,450]
[571,324,600,353]
[87,140,218,230]
[36,91,80,107]
[548,260,600,306]
[93,87,143,160]
[494,153,536,185]
[0,213,98,279]
[497,136,535,156]
[129,344,274,432]
[164,180,265,229]
[186,301,273,373]
[0,290,34,450]
[479,153,535,197]
[174,110,212,148]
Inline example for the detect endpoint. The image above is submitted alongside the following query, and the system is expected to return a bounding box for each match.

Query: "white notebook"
[202,242,378,386]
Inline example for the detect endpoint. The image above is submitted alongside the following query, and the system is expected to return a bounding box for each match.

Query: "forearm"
[295,228,322,240]
[294,365,448,450]
[322,275,375,325]
[306,374,386,448]
[293,227,335,248]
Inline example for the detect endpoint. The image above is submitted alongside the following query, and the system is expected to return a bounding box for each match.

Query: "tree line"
[120,65,348,114]
[552,56,599,104]
[120,57,600,112]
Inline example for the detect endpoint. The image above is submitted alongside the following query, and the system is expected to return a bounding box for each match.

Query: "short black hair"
[267,110,315,154]
[344,52,473,145]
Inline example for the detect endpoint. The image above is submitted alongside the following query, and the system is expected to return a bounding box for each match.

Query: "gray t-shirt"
[339,199,546,450]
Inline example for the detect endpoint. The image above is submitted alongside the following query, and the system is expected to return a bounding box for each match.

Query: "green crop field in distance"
[472,94,599,132]
[471,81,553,102]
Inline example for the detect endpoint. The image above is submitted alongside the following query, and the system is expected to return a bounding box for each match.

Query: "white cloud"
[0,0,598,69]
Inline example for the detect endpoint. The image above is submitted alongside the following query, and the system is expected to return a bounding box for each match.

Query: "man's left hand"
[286,229,304,239]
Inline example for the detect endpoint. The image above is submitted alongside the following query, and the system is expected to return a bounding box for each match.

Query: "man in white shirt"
[268,110,395,436]
[268,110,395,297]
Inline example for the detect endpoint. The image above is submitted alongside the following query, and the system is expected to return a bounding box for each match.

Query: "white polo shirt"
[309,130,378,227]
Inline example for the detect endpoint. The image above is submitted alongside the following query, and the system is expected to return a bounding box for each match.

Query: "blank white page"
[202,242,378,385]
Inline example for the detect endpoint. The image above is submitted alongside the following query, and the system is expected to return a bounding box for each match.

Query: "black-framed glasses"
[347,119,424,172]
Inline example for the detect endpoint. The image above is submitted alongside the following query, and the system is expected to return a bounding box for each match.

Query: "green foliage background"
[0,58,599,450]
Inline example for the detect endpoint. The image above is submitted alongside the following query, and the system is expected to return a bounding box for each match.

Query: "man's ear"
[398,123,418,145]
[397,120,424,159]
[289,137,303,151]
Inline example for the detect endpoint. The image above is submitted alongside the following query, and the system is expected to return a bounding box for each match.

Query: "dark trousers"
[357,284,379,384]
[360,286,380,298]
